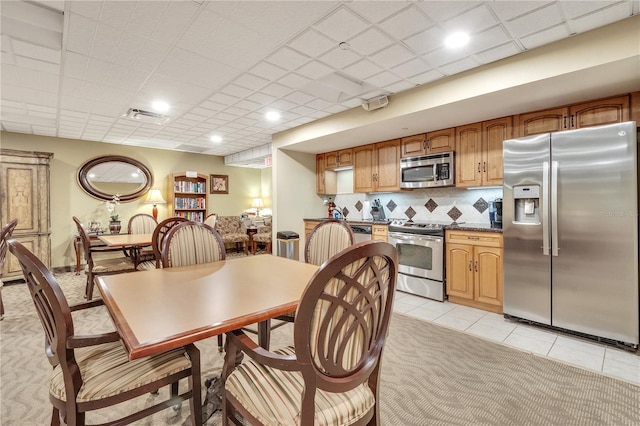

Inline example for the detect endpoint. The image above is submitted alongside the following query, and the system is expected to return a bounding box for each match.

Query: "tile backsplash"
[332,187,503,224]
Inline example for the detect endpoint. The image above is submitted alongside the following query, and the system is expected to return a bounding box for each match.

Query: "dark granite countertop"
[303,218,502,233]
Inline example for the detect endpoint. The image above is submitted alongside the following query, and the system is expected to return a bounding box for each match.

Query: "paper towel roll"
[362,201,373,220]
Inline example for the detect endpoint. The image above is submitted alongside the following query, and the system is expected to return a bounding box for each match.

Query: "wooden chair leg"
[0,285,4,320]
[85,273,95,300]
[266,242,272,254]
[218,334,224,352]
[50,407,60,426]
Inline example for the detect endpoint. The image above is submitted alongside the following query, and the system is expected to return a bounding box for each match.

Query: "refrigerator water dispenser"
[514,185,540,224]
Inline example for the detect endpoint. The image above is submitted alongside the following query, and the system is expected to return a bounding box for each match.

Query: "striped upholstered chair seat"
[136,216,189,270]
[126,213,158,263]
[7,240,203,426]
[161,221,225,267]
[221,240,398,426]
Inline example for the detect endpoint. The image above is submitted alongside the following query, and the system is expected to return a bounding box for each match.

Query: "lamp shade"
[252,198,264,208]
[145,189,166,205]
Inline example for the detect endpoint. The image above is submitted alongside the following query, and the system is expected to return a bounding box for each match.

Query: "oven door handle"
[389,232,443,243]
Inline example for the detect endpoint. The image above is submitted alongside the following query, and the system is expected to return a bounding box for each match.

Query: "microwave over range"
[400,151,455,189]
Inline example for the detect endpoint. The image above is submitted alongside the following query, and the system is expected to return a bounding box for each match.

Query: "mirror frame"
[78,155,153,202]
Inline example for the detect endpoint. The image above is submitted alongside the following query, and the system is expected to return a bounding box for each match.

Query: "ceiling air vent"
[123,108,170,125]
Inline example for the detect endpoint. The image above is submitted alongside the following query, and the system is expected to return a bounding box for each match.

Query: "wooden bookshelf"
[167,172,208,222]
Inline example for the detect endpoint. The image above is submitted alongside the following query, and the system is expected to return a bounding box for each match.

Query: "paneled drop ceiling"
[1,1,638,167]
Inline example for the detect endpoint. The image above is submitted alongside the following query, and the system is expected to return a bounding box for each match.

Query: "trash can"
[277,231,299,260]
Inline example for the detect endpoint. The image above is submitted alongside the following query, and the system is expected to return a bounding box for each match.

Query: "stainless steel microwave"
[400,151,455,189]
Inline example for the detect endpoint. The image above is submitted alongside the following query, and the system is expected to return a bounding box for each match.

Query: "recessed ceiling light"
[265,111,280,122]
[210,135,223,143]
[444,32,469,48]
[152,100,170,113]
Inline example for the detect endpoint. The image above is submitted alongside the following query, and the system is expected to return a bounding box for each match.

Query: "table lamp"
[145,189,166,220]
[252,198,264,216]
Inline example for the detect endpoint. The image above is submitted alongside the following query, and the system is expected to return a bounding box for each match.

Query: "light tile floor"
[393,290,640,386]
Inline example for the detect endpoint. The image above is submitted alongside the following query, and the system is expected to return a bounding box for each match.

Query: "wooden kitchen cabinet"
[446,230,503,313]
[353,139,400,193]
[400,128,455,158]
[456,117,511,187]
[325,149,353,170]
[515,95,630,137]
[372,224,388,242]
[316,154,336,195]
[304,220,322,239]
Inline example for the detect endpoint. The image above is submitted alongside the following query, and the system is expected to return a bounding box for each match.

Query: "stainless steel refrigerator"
[503,121,638,348]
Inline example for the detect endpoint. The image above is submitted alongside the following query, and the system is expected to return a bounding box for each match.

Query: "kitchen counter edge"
[303,218,503,233]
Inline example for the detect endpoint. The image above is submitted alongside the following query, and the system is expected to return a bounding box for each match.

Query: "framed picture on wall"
[210,174,229,194]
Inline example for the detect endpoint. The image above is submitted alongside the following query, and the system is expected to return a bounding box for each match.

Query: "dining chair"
[214,216,249,255]
[0,218,18,320]
[162,221,226,351]
[73,216,137,300]
[221,240,398,426]
[271,219,355,329]
[203,213,217,229]
[8,239,203,426]
[126,213,157,263]
[137,216,189,270]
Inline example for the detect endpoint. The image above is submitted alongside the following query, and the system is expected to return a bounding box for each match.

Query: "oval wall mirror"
[78,155,153,202]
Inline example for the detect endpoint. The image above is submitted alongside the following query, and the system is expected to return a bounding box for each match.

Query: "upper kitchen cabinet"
[316,154,337,195]
[353,139,400,193]
[516,95,630,137]
[400,128,455,158]
[325,149,353,170]
[631,91,640,124]
[456,117,512,187]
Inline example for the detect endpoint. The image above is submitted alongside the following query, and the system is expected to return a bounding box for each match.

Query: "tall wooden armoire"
[0,149,53,281]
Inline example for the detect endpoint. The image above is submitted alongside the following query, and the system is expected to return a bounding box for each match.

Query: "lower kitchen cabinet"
[372,224,388,242]
[445,230,503,313]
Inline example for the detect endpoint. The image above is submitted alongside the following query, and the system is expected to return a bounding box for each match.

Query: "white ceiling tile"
[468,26,513,54]
[126,1,169,38]
[474,42,521,65]
[364,71,402,88]
[221,84,254,99]
[66,14,96,56]
[12,39,60,63]
[234,99,262,112]
[442,4,499,34]
[347,28,394,57]
[155,47,238,90]
[277,73,312,90]
[291,104,319,116]
[489,1,555,22]
[403,26,446,55]
[91,23,122,61]
[424,46,471,68]
[369,44,414,69]
[343,59,384,80]
[246,92,277,105]
[417,1,480,22]
[440,56,481,76]
[266,46,311,71]
[296,60,334,80]
[132,40,169,74]
[270,98,298,111]
[391,58,429,79]
[408,69,446,86]
[283,91,316,105]
[318,47,361,69]
[232,73,270,91]
[288,29,336,58]
[314,7,369,42]
[503,3,564,38]
[249,61,289,81]
[150,1,199,45]
[305,98,333,111]
[379,6,431,40]
[569,3,634,34]
[520,24,571,50]
[347,2,411,24]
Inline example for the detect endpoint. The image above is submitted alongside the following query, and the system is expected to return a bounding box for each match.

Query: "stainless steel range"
[388,220,445,301]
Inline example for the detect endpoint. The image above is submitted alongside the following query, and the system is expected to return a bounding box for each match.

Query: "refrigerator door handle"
[542,161,550,255]
[551,161,559,256]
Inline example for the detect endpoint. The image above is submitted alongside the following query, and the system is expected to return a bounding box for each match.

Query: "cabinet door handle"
[563,116,567,129]
[467,236,480,240]
[477,163,481,173]
[474,261,479,272]
[423,140,426,150]
[468,261,472,271]
[483,162,486,173]
[571,114,575,128]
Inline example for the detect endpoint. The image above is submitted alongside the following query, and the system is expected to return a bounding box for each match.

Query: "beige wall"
[1,132,264,269]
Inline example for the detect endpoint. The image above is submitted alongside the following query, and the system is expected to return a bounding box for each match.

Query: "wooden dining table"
[96,254,319,361]
[98,233,153,268]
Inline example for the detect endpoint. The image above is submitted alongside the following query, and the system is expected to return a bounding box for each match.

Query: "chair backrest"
[0,219,18,275]
[8,240,75,370]
[127,213,157,234]
[72,216,95,269]
[152,216,190,268]
[161,221,226,267]
[304,219,355,265]
[293,240,398,421]
[215,216,242,234]
[203,213,217,229]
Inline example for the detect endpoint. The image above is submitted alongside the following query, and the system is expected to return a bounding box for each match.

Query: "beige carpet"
[1,268,639,425]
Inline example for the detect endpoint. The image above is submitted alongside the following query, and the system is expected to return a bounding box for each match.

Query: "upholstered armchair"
[0,218,18,320]
[215,216,249,255]
[251,217,272,254]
